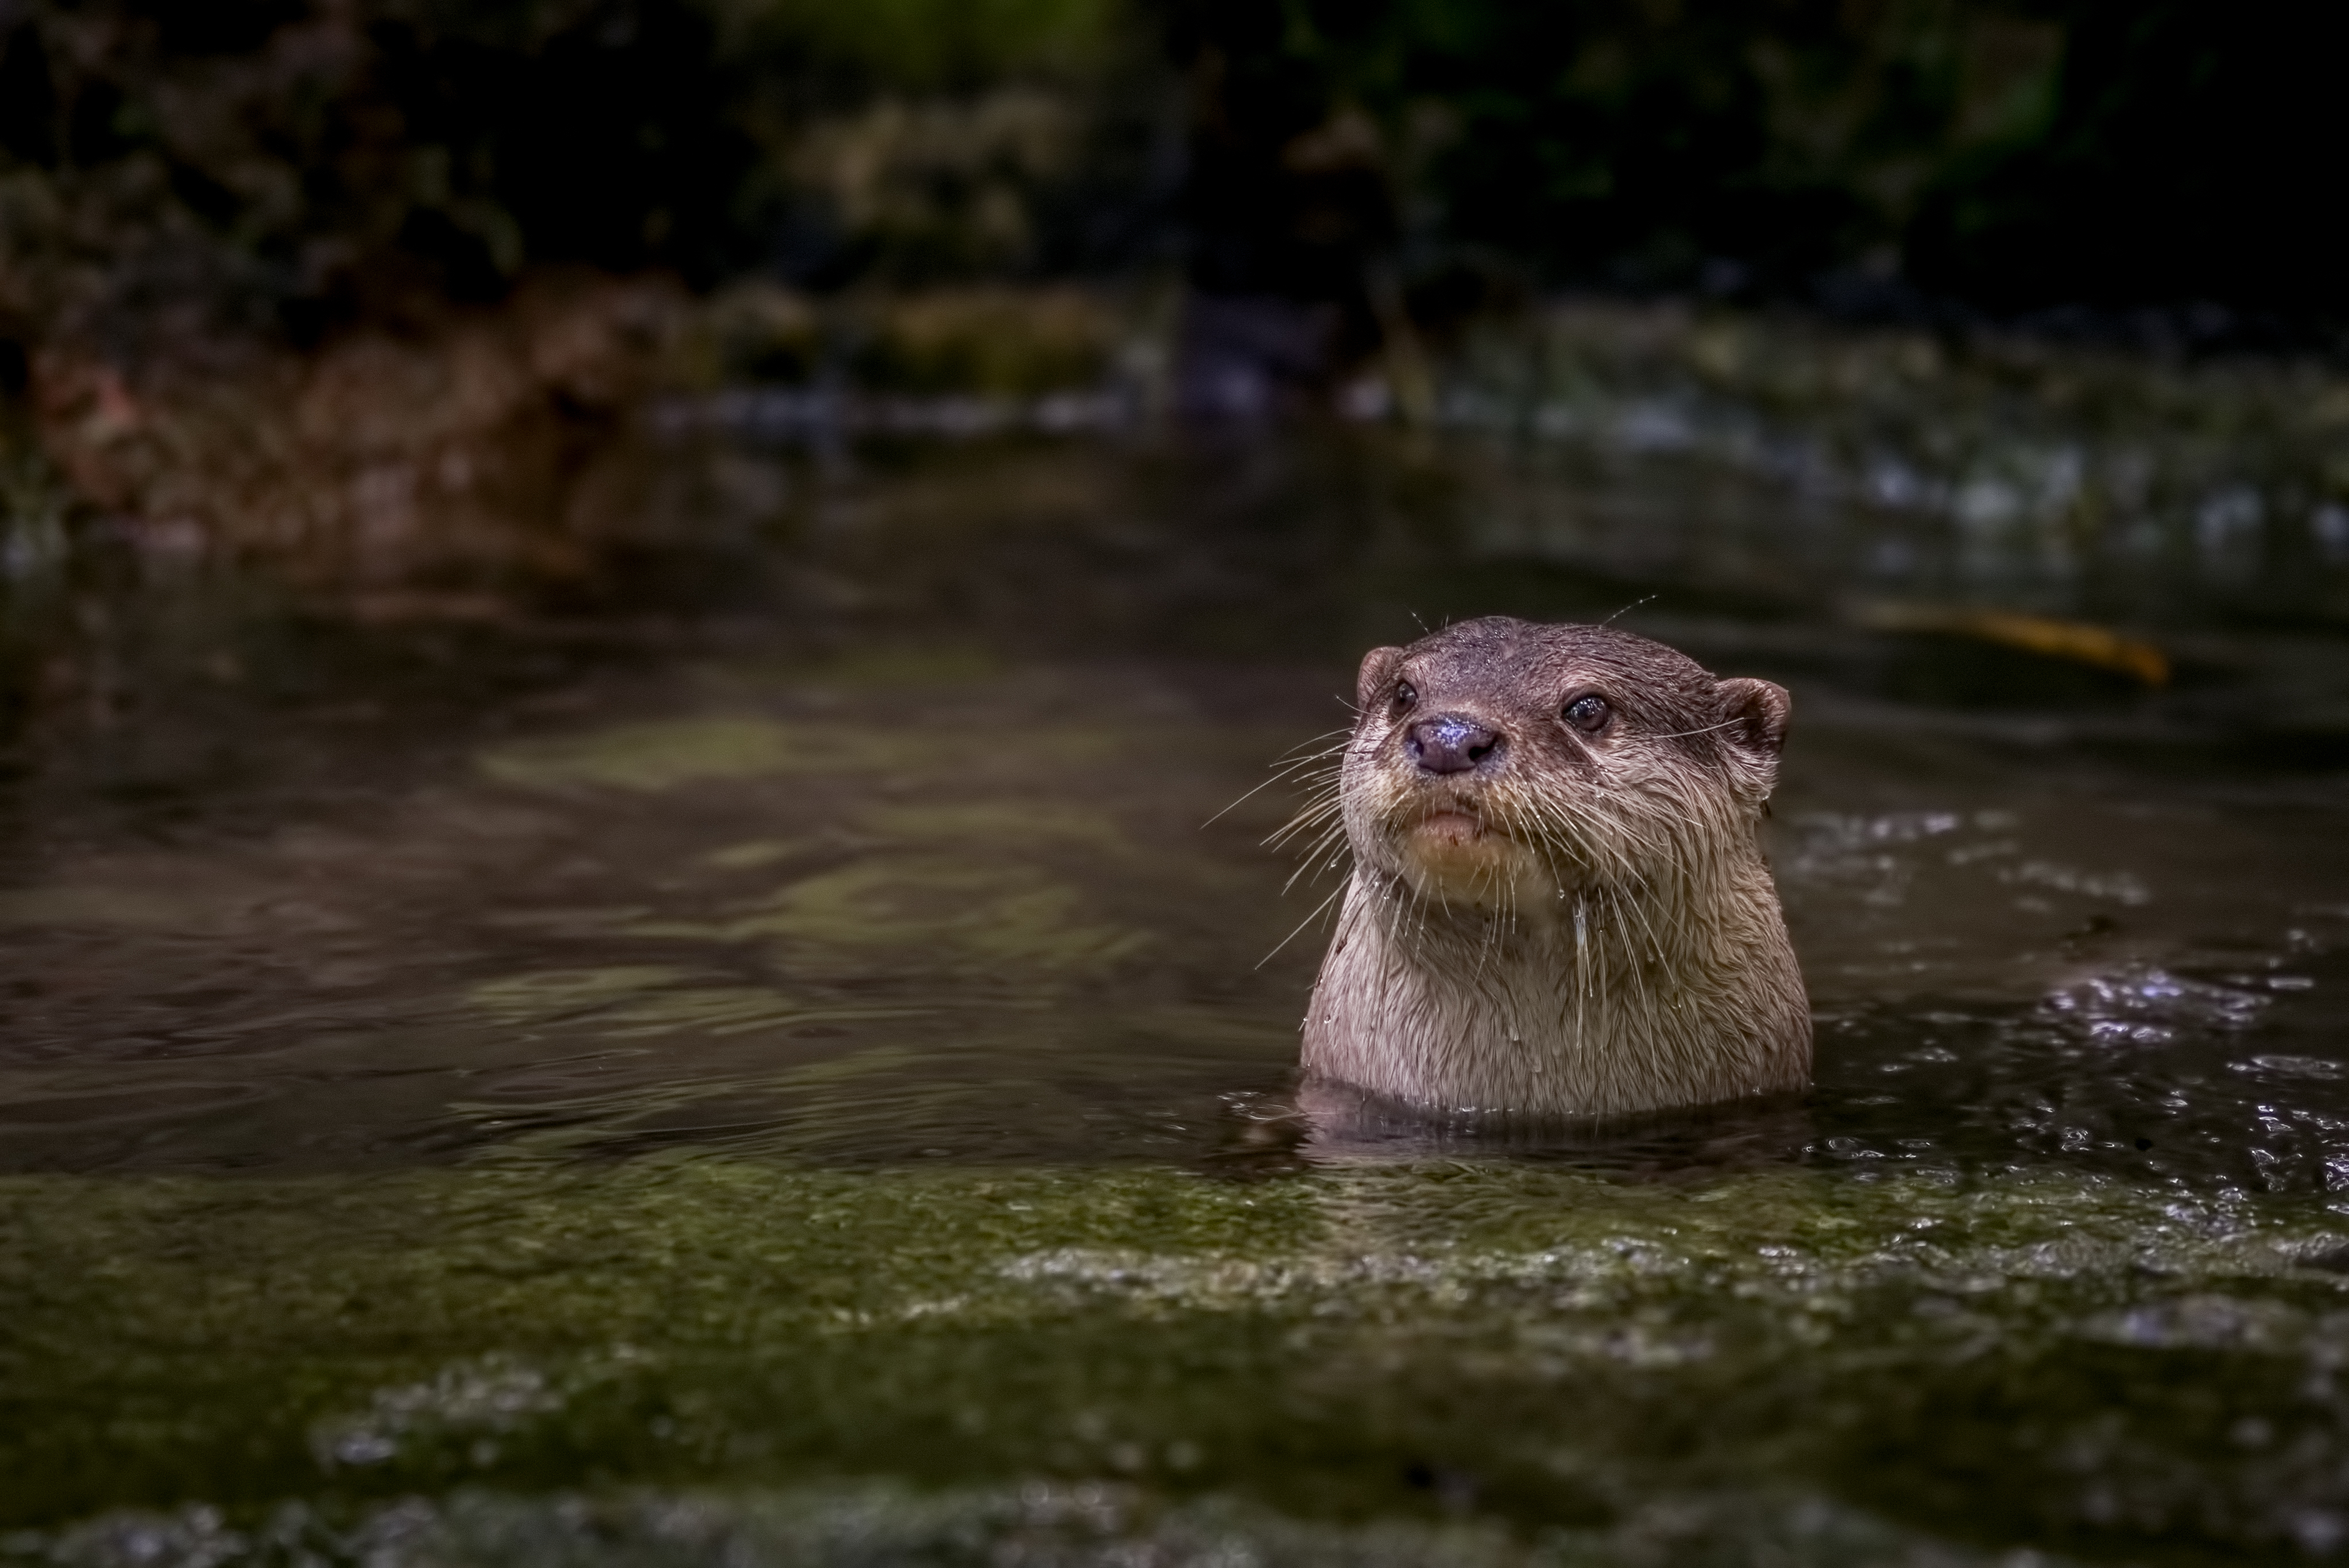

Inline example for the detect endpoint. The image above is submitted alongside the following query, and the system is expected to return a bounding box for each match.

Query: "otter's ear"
[1716,677,1791,757]
[1355,646,1405,712]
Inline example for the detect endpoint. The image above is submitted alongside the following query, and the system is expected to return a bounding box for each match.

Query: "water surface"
[5,423,2349,1564]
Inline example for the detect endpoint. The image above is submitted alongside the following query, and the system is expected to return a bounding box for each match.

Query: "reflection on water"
[3,421,2349,1562]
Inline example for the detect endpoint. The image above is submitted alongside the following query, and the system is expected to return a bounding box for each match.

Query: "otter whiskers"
[1298,614,1809,1117]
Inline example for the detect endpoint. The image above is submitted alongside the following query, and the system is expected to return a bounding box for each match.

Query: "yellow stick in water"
[1853,601,2170,686]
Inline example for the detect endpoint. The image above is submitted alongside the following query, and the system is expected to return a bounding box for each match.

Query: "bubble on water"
[308,1355,562,1473]
[3,1480,2083,1568]
[330,1431,397,1466]
[1998,861,2150,907]
[2294,1509,2349,1554]
[2234,1055,2344,1081]
[2040,965,2267,1046]
[2314,503,2349,562]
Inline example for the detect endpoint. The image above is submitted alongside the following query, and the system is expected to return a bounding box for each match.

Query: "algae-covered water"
[6,421,2349,1564]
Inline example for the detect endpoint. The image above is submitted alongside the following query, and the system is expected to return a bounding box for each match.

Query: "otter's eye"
[1391,680,1418,713]
[1562,694,1611,734]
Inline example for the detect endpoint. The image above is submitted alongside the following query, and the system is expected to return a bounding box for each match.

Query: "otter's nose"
[1407,714,1502,775]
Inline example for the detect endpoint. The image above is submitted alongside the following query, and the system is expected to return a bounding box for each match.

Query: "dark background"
[1,0,2343,381]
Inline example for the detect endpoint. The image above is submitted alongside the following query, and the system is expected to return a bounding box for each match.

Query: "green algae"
[6,1158,2349,1558]
[2,1479,2077,1568]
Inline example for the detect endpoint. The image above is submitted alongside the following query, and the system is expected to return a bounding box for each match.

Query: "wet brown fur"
[1294,616,1809,1116]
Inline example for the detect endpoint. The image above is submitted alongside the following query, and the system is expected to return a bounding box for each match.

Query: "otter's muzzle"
[1407,714,1503,775]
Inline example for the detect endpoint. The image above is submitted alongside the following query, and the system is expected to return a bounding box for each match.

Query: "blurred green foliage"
[705,0,1123,92]
[0,0,2338,374]
[1166,0,2344,320]
[0,0,1152,362]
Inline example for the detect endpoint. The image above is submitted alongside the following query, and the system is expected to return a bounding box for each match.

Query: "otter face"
[1340,617,1791,911]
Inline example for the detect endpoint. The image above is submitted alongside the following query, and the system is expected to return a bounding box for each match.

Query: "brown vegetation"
[30,272,689,594]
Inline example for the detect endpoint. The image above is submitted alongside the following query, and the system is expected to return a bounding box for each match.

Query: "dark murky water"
[5,421,2349,1564]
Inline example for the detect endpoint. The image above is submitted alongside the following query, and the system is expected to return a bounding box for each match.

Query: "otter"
[1298,616,1809,1117]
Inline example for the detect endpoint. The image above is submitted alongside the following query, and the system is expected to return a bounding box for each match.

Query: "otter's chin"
[1394,812,1551,908]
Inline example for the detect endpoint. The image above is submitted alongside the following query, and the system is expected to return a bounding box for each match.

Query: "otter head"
[1342,617,1791,911]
